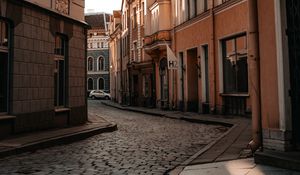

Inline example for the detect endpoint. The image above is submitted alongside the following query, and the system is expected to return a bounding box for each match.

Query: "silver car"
[89,90,111,100]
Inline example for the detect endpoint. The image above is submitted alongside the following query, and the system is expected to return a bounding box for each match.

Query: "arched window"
[98,57,104,71]
[88,57,93,71]
[98,78,104,90]
[88,78,93,90]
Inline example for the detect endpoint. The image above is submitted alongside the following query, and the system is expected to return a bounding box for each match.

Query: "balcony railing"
[144,30,171,46]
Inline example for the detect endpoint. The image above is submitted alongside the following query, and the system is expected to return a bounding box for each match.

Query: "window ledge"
[0,115,16,120]
[220,93,249,97]
[55,108,70,113]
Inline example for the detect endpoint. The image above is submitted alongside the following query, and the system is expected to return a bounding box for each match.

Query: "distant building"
[0,0,88,139]
[85,12,111,94]
[109,11,122,103]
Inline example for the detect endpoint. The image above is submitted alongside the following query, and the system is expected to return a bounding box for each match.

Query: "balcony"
[144,30,171,56]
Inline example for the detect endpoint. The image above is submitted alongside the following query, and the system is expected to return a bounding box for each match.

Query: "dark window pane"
[88,79,93,90]
[237,57,248,92]
[0,52,8,112]
[58,60,65,106]
[99,78,104,90]
[223,35,248,94]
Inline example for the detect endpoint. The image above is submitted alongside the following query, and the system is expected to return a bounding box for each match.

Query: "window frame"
[221,34,248,94]
[0,19,10,114]
[54,34,68,108]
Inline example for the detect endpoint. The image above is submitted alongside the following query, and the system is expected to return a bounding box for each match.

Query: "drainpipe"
[120,25,123,105]
[211,0,217,113]
[247,0,262,152]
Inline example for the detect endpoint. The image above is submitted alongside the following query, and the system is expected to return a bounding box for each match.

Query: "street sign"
[166,45,178,69]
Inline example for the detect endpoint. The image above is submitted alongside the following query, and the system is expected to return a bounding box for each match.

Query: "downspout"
[211,0,216,113]
[247,0,262,152]
[120,25,123,105]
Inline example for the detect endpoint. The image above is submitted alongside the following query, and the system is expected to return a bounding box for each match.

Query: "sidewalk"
[179,158,300,175]
[101,101,253,174]
[0,114,117,158]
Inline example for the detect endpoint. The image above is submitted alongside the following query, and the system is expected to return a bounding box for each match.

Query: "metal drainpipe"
[211,0,216,113]
[120,25,123,105]
[247,0,262,152]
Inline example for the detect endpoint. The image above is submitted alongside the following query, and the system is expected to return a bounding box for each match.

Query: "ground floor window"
[88,78,93,90]
[222,35,248,94]
[54,34,67,107]
[98,78,104,90]
[143,75,150,97]
[0,20,9,113]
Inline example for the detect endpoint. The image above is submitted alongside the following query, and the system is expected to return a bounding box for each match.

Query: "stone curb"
[101,101,234,127]
[0,123,118,159]
[101,101,165,117]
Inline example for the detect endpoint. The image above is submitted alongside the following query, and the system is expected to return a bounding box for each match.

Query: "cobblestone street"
[0,101,228,175]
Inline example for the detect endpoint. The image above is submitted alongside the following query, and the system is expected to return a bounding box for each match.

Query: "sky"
[85,0,122,14]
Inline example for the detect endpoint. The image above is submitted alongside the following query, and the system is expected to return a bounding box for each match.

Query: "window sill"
[0,115,16,120]
[220,93,249,97]
[55,108,70,113]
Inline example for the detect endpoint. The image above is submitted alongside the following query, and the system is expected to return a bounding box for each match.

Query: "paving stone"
[0,100,227,174]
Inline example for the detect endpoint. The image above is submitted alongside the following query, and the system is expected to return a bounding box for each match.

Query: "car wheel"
[105,96,109,100]
[91,96,96,100]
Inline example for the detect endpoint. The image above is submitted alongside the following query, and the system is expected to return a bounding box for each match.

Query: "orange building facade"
[144,0,252,114]
[255,0,300,156]
[110,0,300,169]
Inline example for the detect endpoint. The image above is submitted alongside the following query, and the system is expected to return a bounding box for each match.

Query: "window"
[143,75,150,97]
[54,34,67,107]
[222,35,248,93]
[88,57,93,71]
[133,42,137,61]
[133,7,137,29]
[88,78,93,90]
[215,0,231,6]
[151,7,159,33]
[0,20,9,113]
[98,78,104,90]
[141,2,144,25]
[98,57,104,71]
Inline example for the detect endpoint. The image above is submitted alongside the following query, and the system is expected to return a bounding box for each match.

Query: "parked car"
[89,90,111,100]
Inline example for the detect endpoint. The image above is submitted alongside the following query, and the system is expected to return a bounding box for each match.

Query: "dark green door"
[286,0,300,146]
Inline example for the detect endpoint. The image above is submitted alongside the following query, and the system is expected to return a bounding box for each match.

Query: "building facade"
[254,0,300,164]
[109,0,300,169]
[109,11,122,103]
[85,12,111,94]
[144,0,251,114]
[110,0,153,107]
[0,0,88,139]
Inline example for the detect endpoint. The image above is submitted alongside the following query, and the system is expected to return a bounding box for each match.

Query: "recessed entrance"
[186,48,199,112]
[160,58,169,109]
[286,0,300,147]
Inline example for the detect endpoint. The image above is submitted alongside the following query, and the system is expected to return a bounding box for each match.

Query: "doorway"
[187,48,199,112]
[202,45,210,113]
[286,0,300,147]
[160,58,169,109]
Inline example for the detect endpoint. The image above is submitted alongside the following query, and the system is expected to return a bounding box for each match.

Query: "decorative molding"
[55,0,69,15]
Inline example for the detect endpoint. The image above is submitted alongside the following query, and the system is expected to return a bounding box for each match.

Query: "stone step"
[255,149,300,171]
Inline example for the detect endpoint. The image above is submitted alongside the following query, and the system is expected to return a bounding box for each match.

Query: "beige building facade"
[109,11,122,103]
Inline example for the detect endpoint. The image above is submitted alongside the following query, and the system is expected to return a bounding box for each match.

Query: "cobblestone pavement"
[0,100,228,175]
